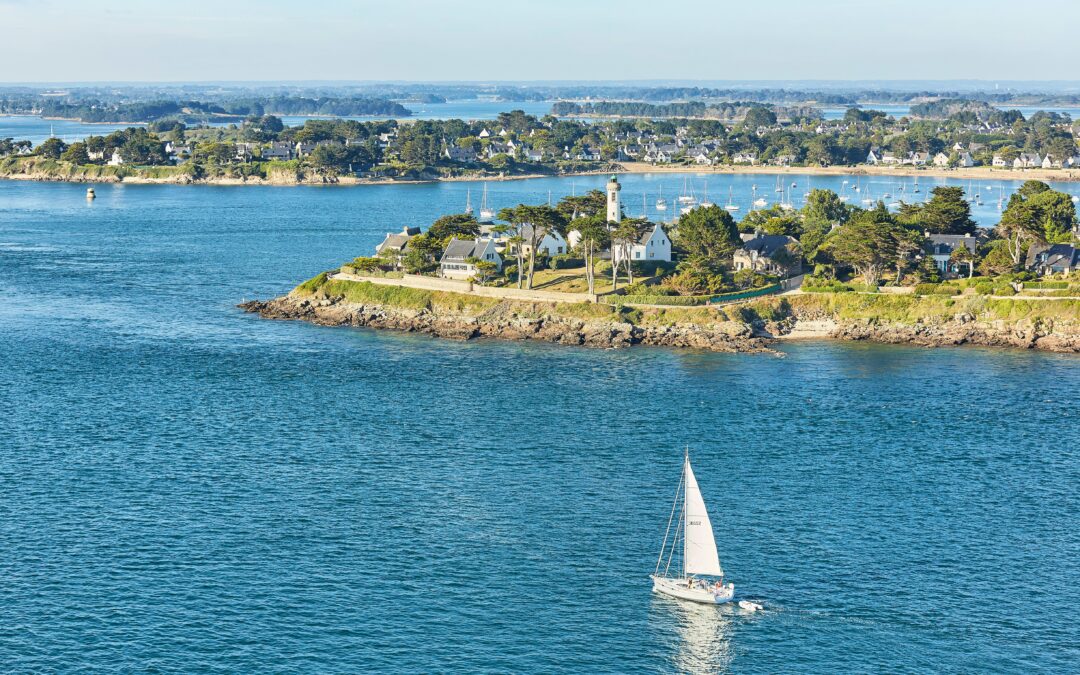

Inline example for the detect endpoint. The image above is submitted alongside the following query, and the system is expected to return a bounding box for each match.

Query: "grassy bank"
[293,275,705,325]
[0,156,192,181]
[743,292,1080,324]
[293,274,1080,331]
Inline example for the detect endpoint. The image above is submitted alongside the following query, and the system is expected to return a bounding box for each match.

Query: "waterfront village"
[3,102,1080,183]
[332,174,1080,306]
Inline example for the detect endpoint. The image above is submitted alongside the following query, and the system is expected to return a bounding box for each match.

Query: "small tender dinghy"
[738,600,762,612]
[651,449,735,605]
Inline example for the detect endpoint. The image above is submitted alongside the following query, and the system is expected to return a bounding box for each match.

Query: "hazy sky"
[1,0,1077,83]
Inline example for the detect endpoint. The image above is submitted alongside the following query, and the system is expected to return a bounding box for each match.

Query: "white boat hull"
[651,575,734,605]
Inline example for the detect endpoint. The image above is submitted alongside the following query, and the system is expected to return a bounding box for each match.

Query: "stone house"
[733,234,802,276]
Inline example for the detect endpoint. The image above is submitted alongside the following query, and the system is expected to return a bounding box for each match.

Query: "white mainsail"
[683,456,723,576]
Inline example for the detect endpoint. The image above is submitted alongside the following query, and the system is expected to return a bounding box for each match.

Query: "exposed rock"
[240,293,1080,354]
[794,314,1080,353]
[239,295,775,353]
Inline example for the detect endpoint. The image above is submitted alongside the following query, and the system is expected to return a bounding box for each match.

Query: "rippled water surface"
[1,179,1078,672]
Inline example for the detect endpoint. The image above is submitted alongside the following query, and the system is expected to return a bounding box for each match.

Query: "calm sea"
[0,176,1077,672]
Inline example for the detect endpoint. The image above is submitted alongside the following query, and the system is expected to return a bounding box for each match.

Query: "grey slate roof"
[1032,244,1080,270]
[741,235,796,258]
[441,237,492,262]
[925,233,979,256]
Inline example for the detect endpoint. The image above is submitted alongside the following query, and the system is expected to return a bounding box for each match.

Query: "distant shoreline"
[2,160,1078,187]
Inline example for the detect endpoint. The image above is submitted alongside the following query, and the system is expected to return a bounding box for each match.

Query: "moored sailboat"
[723,186,738,212]
[651,450,735,605]
[478,183,495,222]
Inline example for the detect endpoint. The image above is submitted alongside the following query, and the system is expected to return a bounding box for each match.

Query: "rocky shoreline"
[764,304,1080,353]
[241,292,1080,355]
[239,294,776,353]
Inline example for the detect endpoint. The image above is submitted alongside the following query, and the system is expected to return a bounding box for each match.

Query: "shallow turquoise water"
[0,178,1078,672]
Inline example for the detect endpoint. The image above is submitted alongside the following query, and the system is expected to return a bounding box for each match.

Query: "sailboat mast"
[682,448,689,579]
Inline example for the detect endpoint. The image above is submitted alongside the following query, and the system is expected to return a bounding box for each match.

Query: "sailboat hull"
[651,575,734,605]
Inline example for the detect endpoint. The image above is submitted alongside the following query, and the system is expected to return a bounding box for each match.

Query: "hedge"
[1023,281,1070,290]
[914,283,960,296]
[607,283,782,306]
[803,283,854,293]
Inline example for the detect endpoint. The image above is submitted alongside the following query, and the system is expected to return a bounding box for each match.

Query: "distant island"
[244,176,1080,353]
[0,95,411,125]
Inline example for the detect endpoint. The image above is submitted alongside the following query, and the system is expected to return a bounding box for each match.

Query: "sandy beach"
[615,161,1080,183]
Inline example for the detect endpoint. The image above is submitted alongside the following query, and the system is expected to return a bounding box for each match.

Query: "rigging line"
[664,513,683,578]
[656,490,682,574]
[654,463,685,576]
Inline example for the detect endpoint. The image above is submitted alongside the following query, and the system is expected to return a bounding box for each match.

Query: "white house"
[693,151,713,165]
[612,223,672,264]
[957,151,975,168]
[107,150,124,166]
[443,146,475,162]
[933,152,950,167]
[992,155,1008,168]
[519,225,568,257]
[439,237,502,280]
[1014,152,1042,169]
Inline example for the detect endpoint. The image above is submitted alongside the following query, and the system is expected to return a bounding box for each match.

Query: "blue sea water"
[0,177,1078,672]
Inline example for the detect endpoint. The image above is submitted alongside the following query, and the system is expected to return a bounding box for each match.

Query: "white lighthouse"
[606,174,622,223]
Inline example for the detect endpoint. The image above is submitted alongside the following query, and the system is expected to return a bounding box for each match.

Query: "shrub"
[847,283,879,293]
[993,285,1016,296]
[611,295,709,306]
[294,272,329,295]
[350,256,384,272]
[1023,281,1069,290]
[803,282,853,293]
[974,282,993,295]
[548,255,584,270]
[914,283,959,296]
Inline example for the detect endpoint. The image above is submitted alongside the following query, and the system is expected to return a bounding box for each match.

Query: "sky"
[0,0,1078,83]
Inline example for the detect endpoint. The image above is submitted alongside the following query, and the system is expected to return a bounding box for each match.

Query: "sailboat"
[861,183,874,205]
[678,176,697,204]
[464,189,474,216]
[651,450,735,605]
[478,183,495,222]
[752,184,766,208]
[912,179,921,194]
[839,179,851,203]
[724,186,739,212]
[656,184,668,211]
[700,181,716,209]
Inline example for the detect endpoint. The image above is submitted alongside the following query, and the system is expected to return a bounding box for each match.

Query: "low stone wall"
[331,272,597,304]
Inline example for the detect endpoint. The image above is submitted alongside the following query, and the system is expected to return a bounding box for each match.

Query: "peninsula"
[244,177,1080,353]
